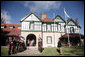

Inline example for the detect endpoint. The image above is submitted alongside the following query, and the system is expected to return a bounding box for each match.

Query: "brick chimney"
[41,13,47,20]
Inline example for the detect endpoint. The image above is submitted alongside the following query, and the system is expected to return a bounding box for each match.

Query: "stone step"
[17,46,42,55]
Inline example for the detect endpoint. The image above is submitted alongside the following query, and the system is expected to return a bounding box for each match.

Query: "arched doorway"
[26,34,36,46]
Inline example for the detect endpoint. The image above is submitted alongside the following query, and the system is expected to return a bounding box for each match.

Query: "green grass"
[1,47,9,56]
[62,46,84,56]
[1,46,84,56]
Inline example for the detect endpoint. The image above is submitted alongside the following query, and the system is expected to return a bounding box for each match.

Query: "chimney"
[41,13,47,20]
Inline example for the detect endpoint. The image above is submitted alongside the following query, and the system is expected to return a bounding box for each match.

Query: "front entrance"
[26,34,36,46]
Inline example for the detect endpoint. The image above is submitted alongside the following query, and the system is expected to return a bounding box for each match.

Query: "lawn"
[1,46,84,56]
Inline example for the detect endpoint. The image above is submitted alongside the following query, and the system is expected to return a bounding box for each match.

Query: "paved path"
[17,46,42,55]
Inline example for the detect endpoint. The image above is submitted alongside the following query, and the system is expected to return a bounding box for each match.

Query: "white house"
[20,12,81,48]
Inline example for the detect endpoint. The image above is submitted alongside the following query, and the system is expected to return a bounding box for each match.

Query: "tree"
[1,18,6,23]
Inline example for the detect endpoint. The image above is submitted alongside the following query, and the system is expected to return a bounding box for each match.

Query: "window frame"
[47,36,52,44]
[29,22,34,30]
[70,27,74,33]
[47,24,51,31]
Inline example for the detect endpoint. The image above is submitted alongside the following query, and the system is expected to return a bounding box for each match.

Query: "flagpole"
[64,8,70,47]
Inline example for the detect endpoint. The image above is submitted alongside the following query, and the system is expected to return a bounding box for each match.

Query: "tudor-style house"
[20,12,81,48]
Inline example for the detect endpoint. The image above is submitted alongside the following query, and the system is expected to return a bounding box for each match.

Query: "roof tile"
[42,18,55,22]
[1,23,21,36]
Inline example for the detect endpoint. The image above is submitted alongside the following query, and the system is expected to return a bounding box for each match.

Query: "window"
[47,36,52,44]
[70,27,74,33]
[18,26,21,29]
[61,25,64,32]
[35,25,41,30]
[29,22,34,30]
[10,26,15,29]
[47,24,51,31]
[43,24,46,31]
[58,24,61,32]
[34,22,41,30]
[54,24,57,32]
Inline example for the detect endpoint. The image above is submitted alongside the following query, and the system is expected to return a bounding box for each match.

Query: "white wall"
[43,32,65,47]
[21,31,42,47]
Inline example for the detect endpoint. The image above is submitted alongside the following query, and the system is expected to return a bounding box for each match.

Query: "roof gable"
[20,12,42,22]
[68,21,75,25]
[53,15,66,23]
[67,18,81,28]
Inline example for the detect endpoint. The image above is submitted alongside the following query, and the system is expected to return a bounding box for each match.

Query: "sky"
[1,1,84,34]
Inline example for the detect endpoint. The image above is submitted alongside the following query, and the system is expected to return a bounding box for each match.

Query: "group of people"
[8,38,26,55]
[8,37,62,55]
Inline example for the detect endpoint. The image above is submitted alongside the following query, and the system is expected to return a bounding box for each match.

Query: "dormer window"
[18,26,21,29]
[9,26,15,29]
[1,25,6,28]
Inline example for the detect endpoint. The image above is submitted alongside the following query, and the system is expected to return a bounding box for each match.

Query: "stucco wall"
[21,31,65,48]
[21,31,42,47]
[42,32,65,47]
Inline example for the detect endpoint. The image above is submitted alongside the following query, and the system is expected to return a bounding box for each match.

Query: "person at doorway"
[57,39,62,55]
[28,39,29,46]
[29,40,32,46]
[31,39,34,46]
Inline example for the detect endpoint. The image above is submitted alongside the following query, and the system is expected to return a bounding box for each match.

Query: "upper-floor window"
[47,24,51,31]
[29,22,34,30]
[58,24,61,32]
[43,24,46,31]
[70,27,74,33]
[34,22,41,31]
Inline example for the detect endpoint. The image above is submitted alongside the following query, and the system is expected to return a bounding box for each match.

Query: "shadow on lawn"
[56,49,60,54]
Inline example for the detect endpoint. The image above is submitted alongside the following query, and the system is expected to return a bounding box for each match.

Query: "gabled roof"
[66,18,81,28]
[53,15,66,23]
[20,12,42,22]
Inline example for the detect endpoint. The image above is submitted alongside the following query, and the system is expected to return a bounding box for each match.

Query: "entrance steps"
[17,46,42,55]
